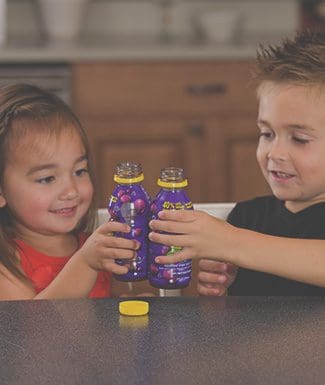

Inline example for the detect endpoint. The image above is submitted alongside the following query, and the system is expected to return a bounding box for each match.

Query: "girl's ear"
[0,188,6,208]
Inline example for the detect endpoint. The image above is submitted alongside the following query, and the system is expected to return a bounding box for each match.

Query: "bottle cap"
[119,300,149,316]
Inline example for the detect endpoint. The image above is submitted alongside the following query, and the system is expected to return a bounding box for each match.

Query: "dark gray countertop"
[0,296,324,385]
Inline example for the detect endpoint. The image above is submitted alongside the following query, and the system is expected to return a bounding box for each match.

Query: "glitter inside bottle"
[108,162,150,281]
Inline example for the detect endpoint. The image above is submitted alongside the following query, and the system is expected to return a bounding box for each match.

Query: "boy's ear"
[0,188,6,208]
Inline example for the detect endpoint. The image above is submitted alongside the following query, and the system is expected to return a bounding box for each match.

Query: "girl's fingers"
[101,247,136,260]
[102,260,129,275]
[97,221,131,234]
[102,235,139,251]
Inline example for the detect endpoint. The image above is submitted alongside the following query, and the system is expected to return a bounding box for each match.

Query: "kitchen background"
[0,0,324,206]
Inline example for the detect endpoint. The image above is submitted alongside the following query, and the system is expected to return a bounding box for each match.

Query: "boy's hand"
[149,209,235,264]
[77,221,139,274]
[197,259,237,296]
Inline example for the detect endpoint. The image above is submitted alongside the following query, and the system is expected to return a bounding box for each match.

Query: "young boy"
[149,30,325,295]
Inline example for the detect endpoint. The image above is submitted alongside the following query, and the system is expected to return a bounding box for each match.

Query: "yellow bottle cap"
[119,300,149,316]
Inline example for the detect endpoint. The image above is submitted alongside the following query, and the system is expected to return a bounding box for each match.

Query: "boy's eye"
[36,176,55,184]
[258,131,272,139]
[75,168,89,177]
[293,136,309,144]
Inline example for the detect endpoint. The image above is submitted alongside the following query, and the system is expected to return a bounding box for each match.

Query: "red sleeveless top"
[15,233,111,298]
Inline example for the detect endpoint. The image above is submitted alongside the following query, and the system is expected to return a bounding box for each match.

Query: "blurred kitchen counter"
[0,40,260,63]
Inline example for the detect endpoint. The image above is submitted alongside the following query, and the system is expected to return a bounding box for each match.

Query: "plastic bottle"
[148,167,193,290]
[108,162,150,281]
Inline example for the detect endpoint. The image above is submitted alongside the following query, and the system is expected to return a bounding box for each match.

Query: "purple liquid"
[148,187,193,289]
[108,182,150,281]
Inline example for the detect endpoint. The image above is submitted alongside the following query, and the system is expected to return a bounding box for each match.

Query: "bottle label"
[149,189,193,289]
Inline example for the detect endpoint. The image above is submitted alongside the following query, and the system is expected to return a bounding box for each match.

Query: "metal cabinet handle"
[187,123,204,136]
[186,83,227,96]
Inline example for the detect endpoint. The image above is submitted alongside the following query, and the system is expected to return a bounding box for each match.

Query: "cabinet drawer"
[72,61,257,117]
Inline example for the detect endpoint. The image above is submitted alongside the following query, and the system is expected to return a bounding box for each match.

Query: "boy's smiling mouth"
[269,170,295,181]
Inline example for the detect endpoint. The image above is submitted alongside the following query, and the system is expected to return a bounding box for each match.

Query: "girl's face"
[0,127,94,237]
[256,82,325,212]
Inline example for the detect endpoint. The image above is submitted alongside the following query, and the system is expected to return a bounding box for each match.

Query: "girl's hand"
[77,221,139,275]
[197,259,237,296]
[149,210,235,264]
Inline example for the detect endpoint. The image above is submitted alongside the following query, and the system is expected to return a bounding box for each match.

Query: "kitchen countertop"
[1,296,325,385]
[0,40,259,63]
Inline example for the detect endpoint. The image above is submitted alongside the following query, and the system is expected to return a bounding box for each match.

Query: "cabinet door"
[203,116,270,203]
[83,117,207,207]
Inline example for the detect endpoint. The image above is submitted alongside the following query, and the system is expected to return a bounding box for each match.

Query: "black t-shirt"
[227,195,325,296]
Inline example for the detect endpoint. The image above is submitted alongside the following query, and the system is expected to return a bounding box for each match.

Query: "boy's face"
[256,81,325,212]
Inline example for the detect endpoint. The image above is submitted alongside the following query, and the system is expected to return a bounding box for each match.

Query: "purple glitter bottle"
[108,162,150,281]
[148,167,193,289]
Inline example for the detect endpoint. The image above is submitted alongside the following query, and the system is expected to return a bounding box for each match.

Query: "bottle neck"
[157,178,188,189]
[114,173,144,184]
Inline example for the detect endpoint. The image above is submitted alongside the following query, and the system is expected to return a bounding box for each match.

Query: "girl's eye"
[75,168,89,177]
[36,176,55,184]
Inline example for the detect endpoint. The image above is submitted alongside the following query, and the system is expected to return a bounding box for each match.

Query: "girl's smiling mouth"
[50,206,78,216]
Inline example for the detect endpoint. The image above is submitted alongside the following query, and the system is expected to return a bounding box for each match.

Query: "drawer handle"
[187,123,204,137]
[186,83,227,96]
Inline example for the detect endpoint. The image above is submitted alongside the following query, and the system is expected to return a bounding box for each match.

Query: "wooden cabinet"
[72,60,270,207]
[72,59,270,296]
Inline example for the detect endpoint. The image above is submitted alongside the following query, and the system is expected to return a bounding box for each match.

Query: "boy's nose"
[267,140,288,161]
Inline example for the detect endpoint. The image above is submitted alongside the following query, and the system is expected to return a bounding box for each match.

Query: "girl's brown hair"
[0,83,97,281]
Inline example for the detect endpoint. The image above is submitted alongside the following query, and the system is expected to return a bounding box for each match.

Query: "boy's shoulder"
[227,195,280,227]
[234,195,279,211]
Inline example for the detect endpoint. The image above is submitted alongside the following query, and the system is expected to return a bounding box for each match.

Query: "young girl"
[0,83,138,300]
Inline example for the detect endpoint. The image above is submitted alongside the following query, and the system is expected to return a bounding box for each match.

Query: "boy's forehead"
[257,80,325,99]
[257,81,325,130]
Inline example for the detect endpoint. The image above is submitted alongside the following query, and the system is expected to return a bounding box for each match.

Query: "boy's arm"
[232,228,325,287]
[149,210,325,288]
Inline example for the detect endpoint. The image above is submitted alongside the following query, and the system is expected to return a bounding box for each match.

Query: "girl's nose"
[59,179,79,200]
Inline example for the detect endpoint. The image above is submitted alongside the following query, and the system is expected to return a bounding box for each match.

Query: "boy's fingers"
[225,263,238,275]
[198,259,228,273]
[155,249,191,264]
[158,209,196,222]
[197,284,224,296]
[148,232,189,247]
[198,271,227,285]
[149,219,188,234]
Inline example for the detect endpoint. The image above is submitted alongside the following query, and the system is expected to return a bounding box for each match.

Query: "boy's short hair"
[254,30,325,86]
